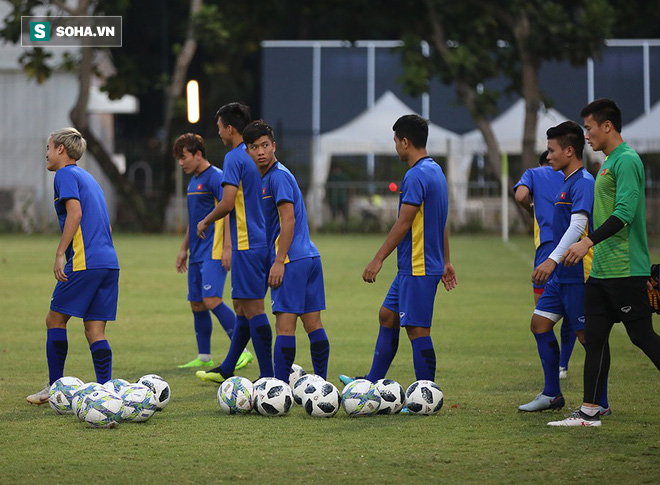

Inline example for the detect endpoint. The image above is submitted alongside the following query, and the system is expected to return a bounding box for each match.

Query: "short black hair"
[243,120,274,145]
[580,98,622,133]
[215,102,251,133]
[173,133,205,158]
[392,114,428,149]
[538,150,549,166]
[546,121,585,159]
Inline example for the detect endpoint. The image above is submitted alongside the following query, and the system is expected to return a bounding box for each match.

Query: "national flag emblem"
[197,184,203,191]
[262,187,266,195]
[601,168,607,176]
[560,192,566,199]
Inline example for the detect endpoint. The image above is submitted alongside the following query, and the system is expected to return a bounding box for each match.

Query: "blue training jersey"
[514,166,564,249]
[397,157,448,276]
[222,143,267,250]
[552,167,594,283]
[187,165,226,263]
[53,165,119,271]
[262,161,319,264]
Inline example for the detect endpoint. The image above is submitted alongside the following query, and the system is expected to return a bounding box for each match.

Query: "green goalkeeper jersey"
[591,142,650,279]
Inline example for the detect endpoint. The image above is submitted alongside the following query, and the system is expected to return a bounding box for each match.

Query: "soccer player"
[27,128,120,404]
[515,151,576,378]
[518,121,612,413]
[549,99,660,427]
[243,120,330,381]
[195,103,273,383]
[173,133,252,370]
[340,114,457,386]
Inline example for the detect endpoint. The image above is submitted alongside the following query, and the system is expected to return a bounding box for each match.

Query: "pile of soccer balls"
[216,364,444,418]
[48,374,171,428]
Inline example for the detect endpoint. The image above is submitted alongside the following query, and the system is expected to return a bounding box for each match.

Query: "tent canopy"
[622,101,660,153]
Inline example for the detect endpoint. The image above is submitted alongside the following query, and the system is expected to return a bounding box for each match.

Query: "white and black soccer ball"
[103,378,130,395]
[83,389,124,428]
[374,379,405,415]
[48,376,84,415]
[253,378,293,416]
[71,382,103,420]
[288,364,307,388]
[292,374,325,405]
[217,376,253,415]
[121,384,158,422]
[341,379,381,416]
[405,380,444,415]
[301,380,341,418]
[137,374,170,410]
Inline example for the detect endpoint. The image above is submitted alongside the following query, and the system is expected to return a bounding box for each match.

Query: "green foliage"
[18,48,52,83]
[0,234,658,483]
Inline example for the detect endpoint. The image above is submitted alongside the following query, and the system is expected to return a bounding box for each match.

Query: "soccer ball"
[253,378,293,416]
[83,389,125,428]
[137,374,170,410]
[49,376,84,414]
[103,378,130,394]
[71,383,103,420]
[374,379,405,415]
[341,379,381,416]
[288,364,307,387]
[292,374,325,405]
[217,376,253,415]
[301,380,341,418]
[405,380,444,415]
[121,384,158,422]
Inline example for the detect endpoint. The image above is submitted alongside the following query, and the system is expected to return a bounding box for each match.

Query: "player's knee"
[575,330,586,345]
[202,297,222,311]
[405,325,430,340]
[378,307,399,328]
[46,311,67,329]
[84,325,106,344]
[190,301,206,312]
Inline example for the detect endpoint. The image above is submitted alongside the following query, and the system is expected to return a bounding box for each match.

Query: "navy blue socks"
[218,315,251,377]
[411,335,436,381]
[193,310,213,355]
[365,326,400,382]
[308,328,330,379]
[535,330,561,397]
[249,314,274,378]
[90,339,112,383]
[211,302,236,339]
[274,335,296,382]
[46,328,68,385]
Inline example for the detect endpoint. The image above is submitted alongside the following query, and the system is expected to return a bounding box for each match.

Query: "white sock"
[581,405,599,417]
[199,354,211,362]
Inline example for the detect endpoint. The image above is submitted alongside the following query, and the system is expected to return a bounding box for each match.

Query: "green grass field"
[0,233,658,484]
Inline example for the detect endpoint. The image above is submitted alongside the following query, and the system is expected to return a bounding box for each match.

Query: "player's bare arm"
[54,198,82,282]
[198,184,238,239]
[442,229,457,291]
[532,259,556,286]
[514,185,534,217]
[363,203,419,283]
[221,216,232,271]
[269,202,295,289]
[176,226,189,273]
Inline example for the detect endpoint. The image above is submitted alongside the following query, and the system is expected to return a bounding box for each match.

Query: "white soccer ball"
[292,374,325,405]
[48,376,84,414]
[288,364,307,388]
[217,376,253,415]
[83,389,125,428]
[253,378,293,416]
[103,378,130,394]
[301,380,341,418]
[71,382,103,420]
[405,380,444,415]
[121,384,158,422]
[374,379,406,415]
[341,379,381,416]
[137,374,170,410]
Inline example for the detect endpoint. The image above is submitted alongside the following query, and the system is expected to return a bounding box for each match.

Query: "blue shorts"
[535,277,586,331]
[382,273,442,328]
[51,268,119,321]
[271,256,326,315]
[188,259,227,302]
[231,247,268,299]
[533,241,554,290]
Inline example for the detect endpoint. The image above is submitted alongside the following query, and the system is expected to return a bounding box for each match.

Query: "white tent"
[309,91,459,228]
[622,101,660,153]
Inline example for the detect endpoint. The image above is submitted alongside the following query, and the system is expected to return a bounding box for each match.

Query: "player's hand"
[268,261,285,289]
[197,219,209,239]
[176,249,188,273]
[562,238,592,267]
[442,263,457,291]
[532,258,556,286]
[221,247,232,271]
[53,253,68,282]
[363,258,383,283]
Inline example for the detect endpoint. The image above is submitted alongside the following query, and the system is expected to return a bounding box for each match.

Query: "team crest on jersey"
[601,168,607,176]
[197,183,203,191]
[560,192,566,199]
[262,187,266,195]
